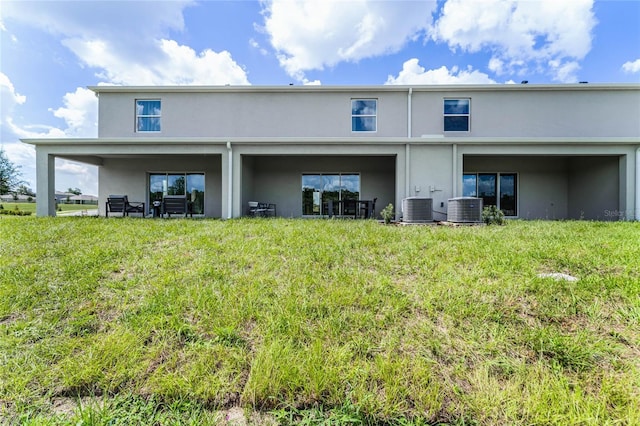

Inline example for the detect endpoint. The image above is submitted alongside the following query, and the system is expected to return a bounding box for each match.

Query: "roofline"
[88,83,640,94]
[21,136,640,146]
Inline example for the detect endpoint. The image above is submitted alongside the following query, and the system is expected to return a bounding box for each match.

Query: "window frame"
[462,172,518,217]
[148,172,205,215]
[351,99,377,133]
[136,99,162,133]
[443,98,470,132]
[302,172,361,216]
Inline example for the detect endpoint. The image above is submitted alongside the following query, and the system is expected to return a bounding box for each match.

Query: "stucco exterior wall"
[98,156,222,217]
[405,145,454,221]
[568,156,620,220]
[99,91,408,139]
[412,89,640,137]
[97,86,640,139]
[241,155,396,218]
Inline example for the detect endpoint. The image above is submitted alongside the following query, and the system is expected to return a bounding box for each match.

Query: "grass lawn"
[0,218,638,425]
[0,202,96,215]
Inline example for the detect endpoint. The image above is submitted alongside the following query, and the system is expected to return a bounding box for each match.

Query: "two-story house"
[23,84,640,220]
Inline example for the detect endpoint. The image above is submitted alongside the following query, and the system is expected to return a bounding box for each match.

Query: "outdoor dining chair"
[105,195,145,217]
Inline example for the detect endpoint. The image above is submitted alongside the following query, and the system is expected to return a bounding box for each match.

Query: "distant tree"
[17,184,36,197]
[67,187,82,195]
[0,149,23,195]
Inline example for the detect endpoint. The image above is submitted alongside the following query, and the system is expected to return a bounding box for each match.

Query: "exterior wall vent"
[447,197,483,223]
[402,197,433,223]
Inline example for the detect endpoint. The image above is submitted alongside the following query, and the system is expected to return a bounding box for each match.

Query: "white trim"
[407,88,412,138]
[89,83,640,95]
[227,141,233,219]
[636,147,640,220]
[23,136,640,146]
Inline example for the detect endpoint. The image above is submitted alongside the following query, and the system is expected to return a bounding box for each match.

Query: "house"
[68,194,99,205]
[23,84,640,220]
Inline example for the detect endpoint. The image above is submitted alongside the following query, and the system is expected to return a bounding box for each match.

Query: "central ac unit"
[402,197,433,223]
[447,197,483,223]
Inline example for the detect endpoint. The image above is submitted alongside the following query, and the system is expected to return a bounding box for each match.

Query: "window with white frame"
[444,98,470,132]
[351,99,377,132]
[136,100,161,132]
[463,172,517,216]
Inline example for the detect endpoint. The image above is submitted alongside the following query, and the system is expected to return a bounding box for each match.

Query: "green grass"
[1,218,638,425]
[0,202,95,214]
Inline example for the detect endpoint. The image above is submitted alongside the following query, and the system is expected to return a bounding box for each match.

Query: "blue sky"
[1,0,639,195]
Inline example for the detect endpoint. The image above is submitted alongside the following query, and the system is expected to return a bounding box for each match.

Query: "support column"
[636,147,640,220]
[36,148,55,216]
[221,143,231,219]
[395,149,407,221]
[452,144,458,197]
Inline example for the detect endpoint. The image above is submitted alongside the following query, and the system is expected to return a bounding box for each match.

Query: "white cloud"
[386,59,497,84]
[431,0,596,82]
[49,87,98,138]
[1,73,99,193]
[622,59,640,74]
[3,0,249,86]
[0,72,26,106]
[63,38,250,85]
[261,0,437,81]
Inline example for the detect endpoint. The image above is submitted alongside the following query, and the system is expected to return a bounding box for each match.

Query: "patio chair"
[105,195,145,217]
[342,199,358,219]
[162,195,192,218]
[258,202,276,217]
[359,197,378,219]
[248,201,263,217]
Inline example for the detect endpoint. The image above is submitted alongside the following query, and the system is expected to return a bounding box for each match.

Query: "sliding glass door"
[302,173,360,216]
[463,172,517,216]
[149,173,205,214]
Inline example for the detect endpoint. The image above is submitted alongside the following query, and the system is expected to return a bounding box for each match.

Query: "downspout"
[407,87,412,138]
[227,141,233,219]
[405,88,412,198]
[452,143,457,197]
[636,147,640,220]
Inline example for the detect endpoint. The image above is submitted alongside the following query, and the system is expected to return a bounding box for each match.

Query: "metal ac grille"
[447,197,483,223]
[403,197,433,223]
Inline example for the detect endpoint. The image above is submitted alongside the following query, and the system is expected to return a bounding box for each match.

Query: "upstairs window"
[136,100,161,132]
[352,99,377,132]
[444,98,470,132]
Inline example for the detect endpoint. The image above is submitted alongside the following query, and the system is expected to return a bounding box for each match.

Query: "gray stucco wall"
[97,86,640,139]
[99,91,407,139]
[412,89,640,137]
[99,156,222,217]
[568,156,620,220]
[241,155,396,218]
[463,155,622,220]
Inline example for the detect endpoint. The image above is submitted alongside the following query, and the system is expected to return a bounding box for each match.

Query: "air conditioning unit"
[447,197,483,223]
[402,197,433,223]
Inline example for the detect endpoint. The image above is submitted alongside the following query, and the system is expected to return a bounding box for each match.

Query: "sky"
[1,0,639,196]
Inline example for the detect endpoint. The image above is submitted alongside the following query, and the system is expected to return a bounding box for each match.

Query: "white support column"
[35,148,56,216]
[452,144,458,197]
[636,147,640,220]
[226,141,233,219]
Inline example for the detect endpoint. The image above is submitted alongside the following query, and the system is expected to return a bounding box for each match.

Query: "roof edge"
[88,83,640,94]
